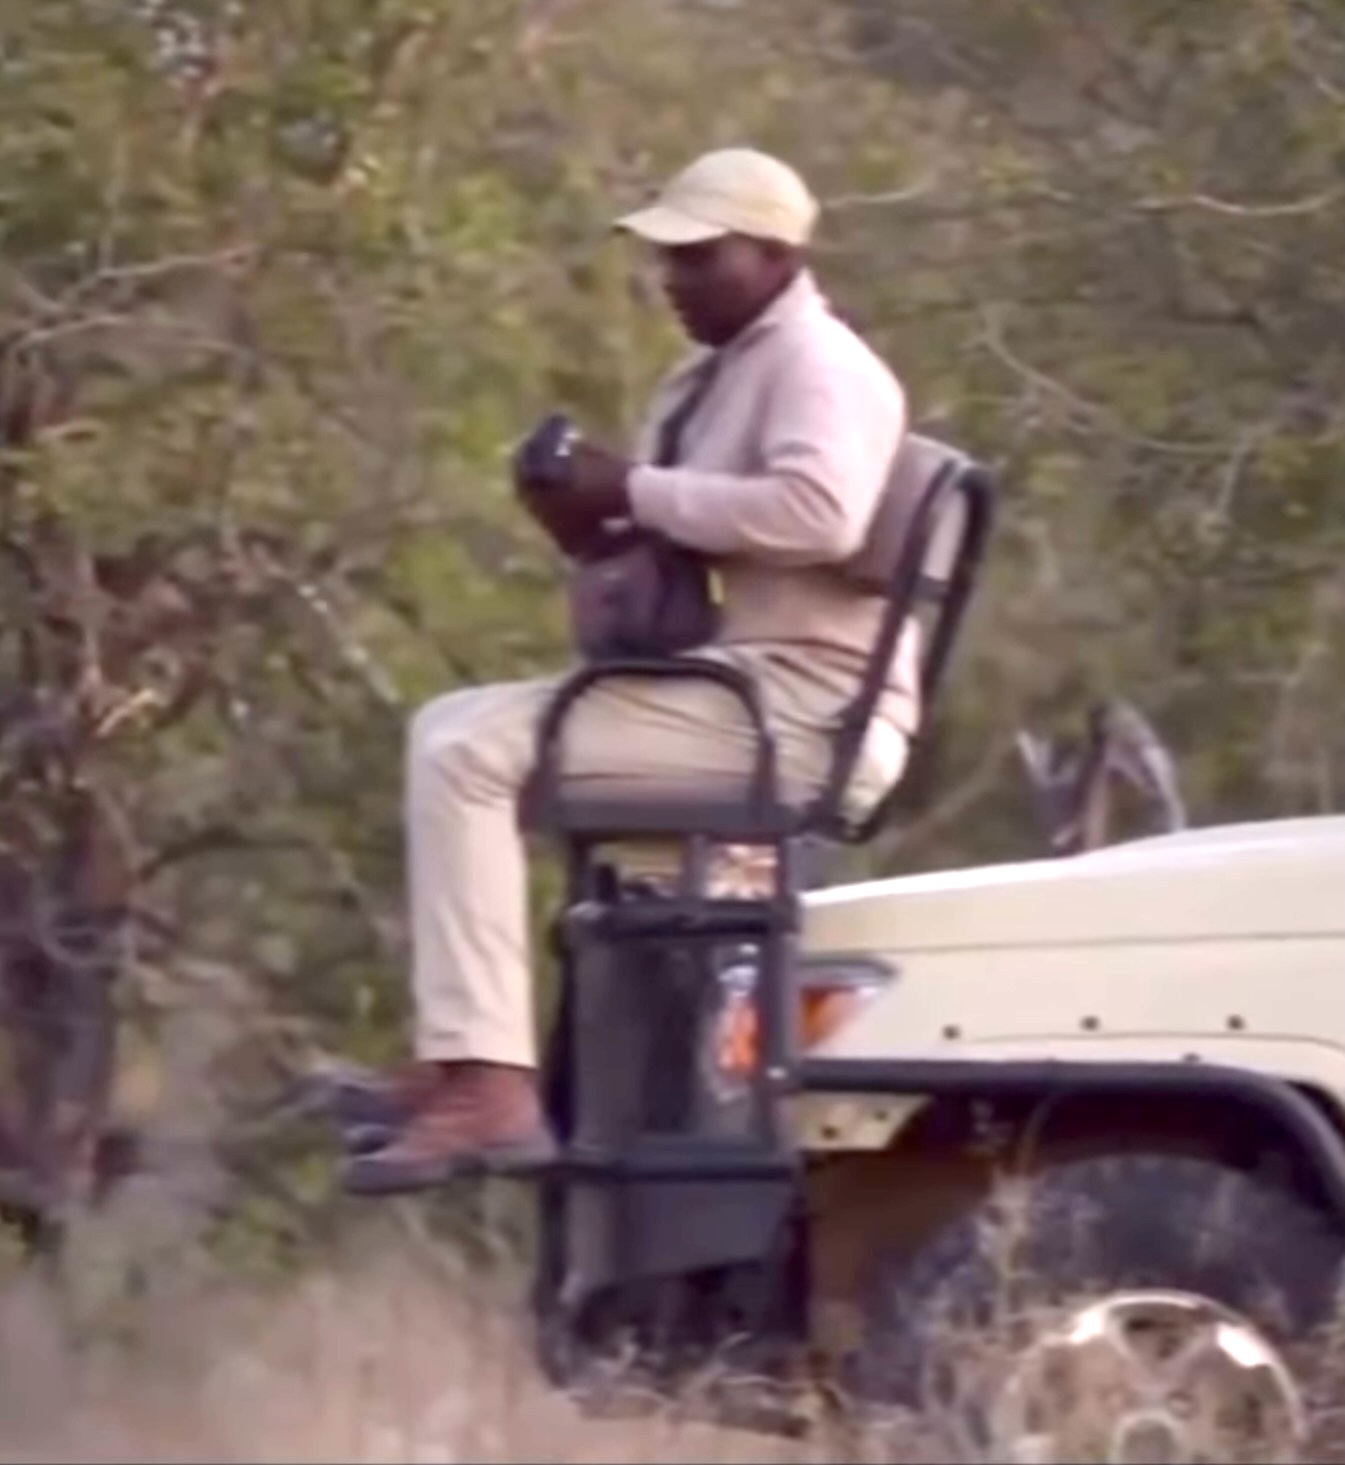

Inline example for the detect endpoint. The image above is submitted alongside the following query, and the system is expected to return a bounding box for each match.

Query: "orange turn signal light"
[715,975,886,1077]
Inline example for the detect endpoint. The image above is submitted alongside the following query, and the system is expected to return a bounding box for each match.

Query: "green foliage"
[0,0,1340,1210]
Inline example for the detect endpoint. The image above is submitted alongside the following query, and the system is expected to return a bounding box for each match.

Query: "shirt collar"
[724,268,826,355]
[658,269,827,394]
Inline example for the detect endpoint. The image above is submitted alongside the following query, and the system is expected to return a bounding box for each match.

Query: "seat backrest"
[839,433,976,596]
[808,431,995,841]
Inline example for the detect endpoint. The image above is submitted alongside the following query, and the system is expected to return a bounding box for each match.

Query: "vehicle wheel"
[847,1152,1345,1464]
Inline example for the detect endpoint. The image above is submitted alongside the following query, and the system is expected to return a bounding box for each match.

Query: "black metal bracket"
[546,1139,801,1184]
[562,893,797,942]
[560,880,799,1161]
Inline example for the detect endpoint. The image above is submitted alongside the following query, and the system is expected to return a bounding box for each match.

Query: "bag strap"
[652,352,722,468]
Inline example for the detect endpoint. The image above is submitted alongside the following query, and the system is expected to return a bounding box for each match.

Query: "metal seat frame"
[522,439,995,1166]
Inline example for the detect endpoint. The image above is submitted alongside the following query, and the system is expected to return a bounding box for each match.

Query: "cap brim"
[613,204,729,245]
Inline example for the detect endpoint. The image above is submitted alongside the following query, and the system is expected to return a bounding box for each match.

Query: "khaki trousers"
[405,647,909,1068]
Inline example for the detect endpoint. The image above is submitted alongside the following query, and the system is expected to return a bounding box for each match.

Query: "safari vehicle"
[516,436,1345,1463]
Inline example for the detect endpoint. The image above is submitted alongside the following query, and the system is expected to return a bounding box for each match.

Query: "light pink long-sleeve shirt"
[626,270,919,733]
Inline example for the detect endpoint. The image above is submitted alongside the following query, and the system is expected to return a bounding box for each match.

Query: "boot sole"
[340,1134,559,1195]
[343,1122,399,1155]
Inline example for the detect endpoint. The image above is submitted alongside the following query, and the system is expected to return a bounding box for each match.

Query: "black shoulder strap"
[652,352,722,468]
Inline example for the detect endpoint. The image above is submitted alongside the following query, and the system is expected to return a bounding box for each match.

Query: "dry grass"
[0,1171,1341,1464]
[0,1185,820,1465]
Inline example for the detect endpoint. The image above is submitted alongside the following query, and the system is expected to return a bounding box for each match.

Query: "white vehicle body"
[795,814,1345,1142]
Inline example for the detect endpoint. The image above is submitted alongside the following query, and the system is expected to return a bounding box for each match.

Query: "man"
[338,147,914,1193]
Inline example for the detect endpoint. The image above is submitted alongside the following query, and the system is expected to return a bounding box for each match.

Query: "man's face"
[655,235,792,347]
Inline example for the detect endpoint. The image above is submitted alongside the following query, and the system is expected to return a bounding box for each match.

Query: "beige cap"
[615,148,819,248]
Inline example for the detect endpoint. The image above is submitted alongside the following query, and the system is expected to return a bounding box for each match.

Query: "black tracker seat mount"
[517,432,995,1385]
[519,430,994,1160]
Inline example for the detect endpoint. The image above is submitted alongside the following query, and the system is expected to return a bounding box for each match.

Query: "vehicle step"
[548,1140,799,1182]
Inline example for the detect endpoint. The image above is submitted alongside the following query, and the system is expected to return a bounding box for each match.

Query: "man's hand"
[515,434,634,560]
[517,487,607,561]
[562,441,632,521]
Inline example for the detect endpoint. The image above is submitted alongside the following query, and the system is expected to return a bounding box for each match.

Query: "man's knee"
[407,681,542,795]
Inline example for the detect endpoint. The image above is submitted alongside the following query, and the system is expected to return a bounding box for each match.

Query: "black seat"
[519,432,995,853]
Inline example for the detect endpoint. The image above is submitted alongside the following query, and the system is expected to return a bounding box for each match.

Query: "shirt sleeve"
[626,338,905,566]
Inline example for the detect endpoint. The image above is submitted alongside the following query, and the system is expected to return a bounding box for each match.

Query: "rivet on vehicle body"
[942,1024,961,1040]
[1081,1015,1100,1031]
[1227,1014,1246,1031]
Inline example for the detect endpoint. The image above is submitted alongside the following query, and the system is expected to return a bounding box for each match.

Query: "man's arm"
[626,343,905,566]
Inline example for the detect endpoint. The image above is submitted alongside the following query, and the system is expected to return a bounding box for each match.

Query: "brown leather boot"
[323,1058,447,1131]
[340,1061,557,1194]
